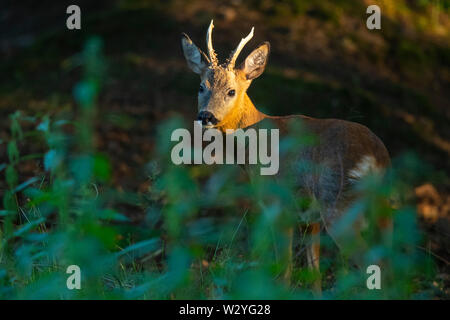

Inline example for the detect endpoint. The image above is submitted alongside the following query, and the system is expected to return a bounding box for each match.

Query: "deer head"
[181,20,270,129]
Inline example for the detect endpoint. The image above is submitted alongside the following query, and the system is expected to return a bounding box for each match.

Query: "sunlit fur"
[198,66,265,131]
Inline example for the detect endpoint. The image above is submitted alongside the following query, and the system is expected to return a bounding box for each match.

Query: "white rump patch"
[348,155,378,182]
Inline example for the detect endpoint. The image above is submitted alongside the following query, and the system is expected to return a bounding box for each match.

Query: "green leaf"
[116,238,160,258]
[0,210,14,216]
[13,177,39,194]
[13,217,45,238]
[94,153,111,182]
[97,209,129,222]
[37,117,50,133]
[2,190,17,211]
[10,112,23,140]
[44,149,62,171]
[74,81,96,106]
[5,165,18,188]
[7,141,19,163]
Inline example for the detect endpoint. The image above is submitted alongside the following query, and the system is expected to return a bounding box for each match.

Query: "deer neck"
[217,93,267,132]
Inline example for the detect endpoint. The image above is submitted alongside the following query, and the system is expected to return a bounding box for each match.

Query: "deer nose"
[197,111,218,126]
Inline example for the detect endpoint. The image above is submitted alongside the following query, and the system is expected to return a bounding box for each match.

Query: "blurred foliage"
[0,37,442,299]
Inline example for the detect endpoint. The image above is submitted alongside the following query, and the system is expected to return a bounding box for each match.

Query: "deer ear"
[181,33,207,74]
[239,42,270,80]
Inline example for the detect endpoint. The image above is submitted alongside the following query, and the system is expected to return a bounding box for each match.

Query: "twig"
[416,245,450,265]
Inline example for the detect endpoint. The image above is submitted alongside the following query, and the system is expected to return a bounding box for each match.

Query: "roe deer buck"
[181,20,391,291]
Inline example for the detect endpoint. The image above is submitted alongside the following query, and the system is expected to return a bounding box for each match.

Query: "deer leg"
[306,222,321,295]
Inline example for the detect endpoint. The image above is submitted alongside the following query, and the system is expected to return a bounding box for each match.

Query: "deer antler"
[228,26,254,69]
[206,20,218,66]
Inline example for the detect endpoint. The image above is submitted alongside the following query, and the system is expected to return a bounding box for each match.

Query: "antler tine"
[206,20,218,66]
[228,27,254,68]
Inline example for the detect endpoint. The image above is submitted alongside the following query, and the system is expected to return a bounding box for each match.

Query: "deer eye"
[199,85,205,93]
[227,89,235,97]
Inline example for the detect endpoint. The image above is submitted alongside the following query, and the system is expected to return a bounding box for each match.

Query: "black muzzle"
[197,111,218,126]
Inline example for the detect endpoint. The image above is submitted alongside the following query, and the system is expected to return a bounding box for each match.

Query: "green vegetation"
[0,0,448,299]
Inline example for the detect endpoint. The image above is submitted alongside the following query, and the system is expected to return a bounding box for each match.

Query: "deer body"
[181,21,390,291]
